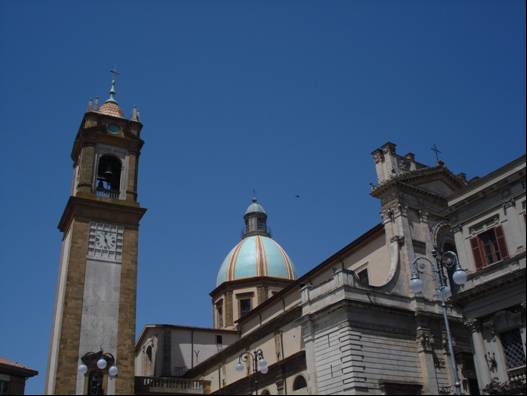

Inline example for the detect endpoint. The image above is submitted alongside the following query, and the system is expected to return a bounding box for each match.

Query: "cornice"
[58,196,147,233]
[71,127,144,162]
[210,277,294,298]
[0,363,38,378]
[184,307,302,378]
[452,259,526,305]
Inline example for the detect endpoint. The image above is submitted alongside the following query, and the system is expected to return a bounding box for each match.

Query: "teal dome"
[245,199,267,216]
[216,235,296,287]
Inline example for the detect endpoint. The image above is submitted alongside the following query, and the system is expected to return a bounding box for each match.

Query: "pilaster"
[465,319,492,388]
[415,325,440,394]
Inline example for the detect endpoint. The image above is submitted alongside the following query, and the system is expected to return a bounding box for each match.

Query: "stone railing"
[507,365,526,383]
[135,377,211,394]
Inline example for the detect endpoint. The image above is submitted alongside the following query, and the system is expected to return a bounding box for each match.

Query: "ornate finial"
[106,68,120,103]
[131,105,140,121]
[94,96,99,110]
[431,144,442,163]
[252,189,257,202]
[87,97,94,111]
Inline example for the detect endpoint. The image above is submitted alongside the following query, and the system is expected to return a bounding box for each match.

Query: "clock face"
[94,231,107,249]
[94,230,117,250]
[107,124,121,134]
[88,223,124,262]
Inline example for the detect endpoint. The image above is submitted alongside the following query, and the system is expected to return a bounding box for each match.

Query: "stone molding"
[463,319,482,333]
[416,327,435,352]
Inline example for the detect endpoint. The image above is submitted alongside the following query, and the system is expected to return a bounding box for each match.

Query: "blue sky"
[0,1,525,394]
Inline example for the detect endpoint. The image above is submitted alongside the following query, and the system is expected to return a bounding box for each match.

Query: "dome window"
[293,376,307,391]
[239,297,252,318]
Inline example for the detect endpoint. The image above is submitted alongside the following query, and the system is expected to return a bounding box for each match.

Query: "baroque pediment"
[372,166,466,199]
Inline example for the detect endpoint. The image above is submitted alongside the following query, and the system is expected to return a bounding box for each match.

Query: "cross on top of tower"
[106,68,120,103]
[110,68,120,80]
[431,144,442,163]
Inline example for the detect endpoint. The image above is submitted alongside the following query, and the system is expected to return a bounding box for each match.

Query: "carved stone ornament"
[451,224,462,234]
[417,327,435,352]
[481,320,496,342]
[418,210,429,223]
[381,208,395,223]
[464,319,482,333]
[485,352,498,373]
[389,234,403,245]
[388,204,408,218]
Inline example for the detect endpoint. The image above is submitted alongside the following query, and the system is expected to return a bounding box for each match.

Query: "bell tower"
[46,73,146,395]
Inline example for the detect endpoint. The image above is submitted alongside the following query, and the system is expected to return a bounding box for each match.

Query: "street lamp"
[77,350,118,395]
[236,349,269,395]
[410,249,467,396]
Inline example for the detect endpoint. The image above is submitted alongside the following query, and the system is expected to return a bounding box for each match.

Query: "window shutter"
[470,237,485,270]
[495,225,509,260]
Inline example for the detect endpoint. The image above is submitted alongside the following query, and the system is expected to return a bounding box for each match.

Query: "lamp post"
[77,350,119,395]
[236,349,269,395]
[409,249,468,396]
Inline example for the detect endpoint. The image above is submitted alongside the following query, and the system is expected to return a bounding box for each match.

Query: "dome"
[98,101,124,118]
[216,235,296,287]
[245,198,267,216]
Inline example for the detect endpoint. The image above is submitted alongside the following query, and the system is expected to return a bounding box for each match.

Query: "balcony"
[508,365,526,383]
[96,188,120,199]
[135,377,210,395]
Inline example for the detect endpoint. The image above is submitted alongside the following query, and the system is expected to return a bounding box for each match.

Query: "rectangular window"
[412,240,427,256]
[470,225,509,270]
[216,335,223,345]
[239,298,252,317]
[357,269,369,285]
[216,302,223,328]
[501,329,526,369]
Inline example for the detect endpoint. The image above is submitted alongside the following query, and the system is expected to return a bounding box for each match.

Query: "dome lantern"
[243,197,269,238]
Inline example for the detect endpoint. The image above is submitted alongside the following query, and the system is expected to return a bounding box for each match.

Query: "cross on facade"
[431,144,442,162]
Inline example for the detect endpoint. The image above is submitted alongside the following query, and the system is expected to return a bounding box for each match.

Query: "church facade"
[46,81,526,395]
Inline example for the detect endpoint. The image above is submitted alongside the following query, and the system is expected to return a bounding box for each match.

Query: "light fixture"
[257,358,268,373]
[97,358,107,370]
[236,361,245,372]
[409,275,424,294]
[108,365,118,378]
[440,286,451,299]
[78,364,88,375]
[409,250,466,395]
[452,268,467,285]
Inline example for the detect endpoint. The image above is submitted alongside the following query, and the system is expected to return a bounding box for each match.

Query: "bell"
[104,167,113,180]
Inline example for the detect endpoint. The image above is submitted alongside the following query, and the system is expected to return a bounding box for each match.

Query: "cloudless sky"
[0,1,525,394]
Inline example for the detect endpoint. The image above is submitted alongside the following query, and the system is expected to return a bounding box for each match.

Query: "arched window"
[261,390,271,395]
[146,345,153,362]
[96,155,122,199]
[293,376,307,391]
